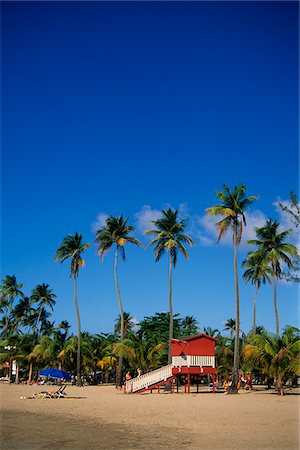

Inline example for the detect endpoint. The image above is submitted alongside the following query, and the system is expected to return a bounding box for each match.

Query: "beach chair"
[55,384,67,398]
[33,391,54,399]
[33,385,67,399]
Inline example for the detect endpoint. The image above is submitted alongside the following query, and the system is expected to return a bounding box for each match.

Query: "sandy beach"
[0,383,299,449]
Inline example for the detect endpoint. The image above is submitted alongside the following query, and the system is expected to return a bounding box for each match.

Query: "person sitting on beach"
[240,373,246,389]
[223,379,230,392]
[125,371,132,381]
[245,373,252,390]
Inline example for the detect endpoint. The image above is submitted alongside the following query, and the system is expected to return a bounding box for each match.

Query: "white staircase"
[125,364,172,393]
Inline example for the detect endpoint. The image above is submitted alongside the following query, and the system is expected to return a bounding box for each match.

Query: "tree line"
[1,185,299,393]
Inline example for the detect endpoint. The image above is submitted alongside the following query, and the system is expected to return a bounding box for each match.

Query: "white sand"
[1,383,299,449]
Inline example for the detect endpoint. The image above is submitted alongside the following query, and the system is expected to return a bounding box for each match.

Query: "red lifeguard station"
[124,334,217,394]
[171,334,217,393]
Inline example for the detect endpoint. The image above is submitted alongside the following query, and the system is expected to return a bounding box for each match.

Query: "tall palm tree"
[242,254,272,334]
[223,318,236,339]
[114,312,135,338]
[206,184,257,394]
[181,315,199,336]
[30,284,57,335]
[247,220,298,336]
[11,297,32,334]
[145,208,193,364]
[95,215,142,386]
[55,232,90,386]
[0,275,24,338]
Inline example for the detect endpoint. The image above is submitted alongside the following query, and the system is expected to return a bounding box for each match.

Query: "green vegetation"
[145,208,193,363]
[242,254,272,334]
[95,215,142,386]
[55,232,90,386]
[0,187,299,394]
[206,184,257,394]
[247,220,298,336]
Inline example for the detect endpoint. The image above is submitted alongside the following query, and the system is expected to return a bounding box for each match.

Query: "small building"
[124,333,218,394]
[171,334,217,393]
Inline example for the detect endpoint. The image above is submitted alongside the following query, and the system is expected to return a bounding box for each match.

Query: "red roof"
[170,333,218,343]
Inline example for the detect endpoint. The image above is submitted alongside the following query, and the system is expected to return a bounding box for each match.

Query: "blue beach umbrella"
[38,368,72,381]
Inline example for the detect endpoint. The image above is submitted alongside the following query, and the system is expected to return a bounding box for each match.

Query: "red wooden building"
[124,333,217,394]
[171,334,217,393]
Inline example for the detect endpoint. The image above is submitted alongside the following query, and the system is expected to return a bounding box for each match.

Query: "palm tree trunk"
[74,276,82,386]
[228,225,239,395]
[28,361,33,383]
[273,273,279,336]
[5,298,13,338]
[8,356,13,382]
[36,307,43,336]
[114,246,124,387]
[253,282,259,334]
[168,252,173,365]
[16,364,19,384]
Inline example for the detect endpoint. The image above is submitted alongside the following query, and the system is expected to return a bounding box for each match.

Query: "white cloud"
[135,203,193,236]
[135,205,162,233]
[91,213,109,233]
[193,210,268,248]
[178,202,190,220]
[241,210,269,244]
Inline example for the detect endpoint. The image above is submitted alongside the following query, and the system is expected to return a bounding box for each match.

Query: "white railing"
[125,364,172,393]
[172,355,215,368]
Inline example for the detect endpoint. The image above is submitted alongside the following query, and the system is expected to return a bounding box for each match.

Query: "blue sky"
[1,1,299,336]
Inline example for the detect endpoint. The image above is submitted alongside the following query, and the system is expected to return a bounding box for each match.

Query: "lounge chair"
[33,384,67,399]
[33,391,54,399]
[55,384,67,398]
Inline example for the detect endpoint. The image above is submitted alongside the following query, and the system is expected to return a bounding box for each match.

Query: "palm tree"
[55,232,90,386]
[242,254,272,334]
[138,312,182,350]
[31,335,58,368]
[145,208,193,364]
[30,284,57,335]
[214,334,234,384]
[206,184,257,393]
[247,220,298,336]
[114,312,135,338]
[95,215,142,386]
[16,333,38,383]
[223,319,237,340]
[0,275,24,338]
[181,315,199,336]
[58,334,94,379]
[11,297,32,334]
[0,334,21,382]
[203,326,219,338]
[243,328,300,395]
[112,334,165,375]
